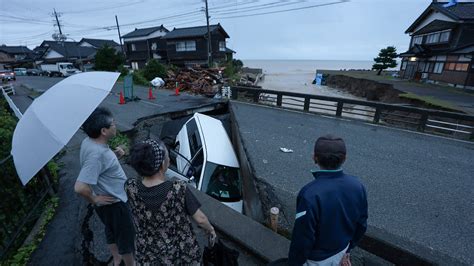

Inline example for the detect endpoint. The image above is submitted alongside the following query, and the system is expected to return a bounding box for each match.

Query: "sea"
[242,59,373,98]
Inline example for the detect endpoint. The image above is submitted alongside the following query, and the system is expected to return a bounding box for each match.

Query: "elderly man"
[289,135,368,266]
[74,107,135,266]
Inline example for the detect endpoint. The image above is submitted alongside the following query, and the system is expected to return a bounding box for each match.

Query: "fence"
[0,85,55,260]
[231,86,474,140]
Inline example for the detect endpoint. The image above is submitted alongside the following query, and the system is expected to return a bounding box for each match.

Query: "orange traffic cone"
[175,85,180,96]
[148,86,156,100]
[119,91,125,105]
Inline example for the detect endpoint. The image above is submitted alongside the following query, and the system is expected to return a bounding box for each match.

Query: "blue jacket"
[288,169,368,265]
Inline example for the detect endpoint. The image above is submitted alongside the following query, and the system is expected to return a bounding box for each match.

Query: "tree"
[142,59,167,81]
[372,46,398,75]
[94,45,124,71]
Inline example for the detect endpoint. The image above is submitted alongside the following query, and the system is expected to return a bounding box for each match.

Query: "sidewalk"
[7,83,229,264]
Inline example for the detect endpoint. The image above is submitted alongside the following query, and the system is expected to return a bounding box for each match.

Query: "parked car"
[0,70,16,82]
[26,69,40,76]
[14,68,27,76]
[164,113,243,213]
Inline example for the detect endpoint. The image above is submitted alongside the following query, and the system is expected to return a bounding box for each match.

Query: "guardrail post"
[253,91,259,103]
[304,97,310,111]
[373,107,381,124]
[336,102,343,117]
[418,113,428,132]
[231,87,238,100]
[277,94,282,107]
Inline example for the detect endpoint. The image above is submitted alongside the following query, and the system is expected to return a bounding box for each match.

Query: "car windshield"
[202,162,242,202]
[66,65,74,69]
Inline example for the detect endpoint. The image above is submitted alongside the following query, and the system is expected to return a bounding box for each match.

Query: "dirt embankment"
[325,74,462,113]
[326,75,402,103]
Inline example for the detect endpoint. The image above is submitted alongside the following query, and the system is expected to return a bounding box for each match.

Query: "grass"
[5,197,59,266]
[399,92,459,111]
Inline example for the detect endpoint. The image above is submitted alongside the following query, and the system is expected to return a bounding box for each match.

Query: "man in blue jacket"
[288,135,368,266]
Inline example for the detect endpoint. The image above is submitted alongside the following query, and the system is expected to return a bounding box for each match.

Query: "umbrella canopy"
[11,71,120,185]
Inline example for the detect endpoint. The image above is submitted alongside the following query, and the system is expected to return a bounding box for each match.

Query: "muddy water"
[257,71,375,121]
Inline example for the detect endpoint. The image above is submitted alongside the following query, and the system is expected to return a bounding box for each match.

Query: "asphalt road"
[231,101,474,264]
[13,75,222,131]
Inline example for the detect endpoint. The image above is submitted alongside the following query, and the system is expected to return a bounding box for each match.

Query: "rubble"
[164,67,225,97]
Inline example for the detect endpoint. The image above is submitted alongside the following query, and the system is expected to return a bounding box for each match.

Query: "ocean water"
[242,60,373,98]
[243,60,373,74]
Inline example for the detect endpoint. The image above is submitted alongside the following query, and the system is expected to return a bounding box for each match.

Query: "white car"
[165,113,243,213]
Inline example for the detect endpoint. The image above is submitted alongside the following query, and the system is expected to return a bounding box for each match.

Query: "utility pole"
[204,0,212,67]
[53,9,63,35]
[115,15,125,56]
[52,9,69,62]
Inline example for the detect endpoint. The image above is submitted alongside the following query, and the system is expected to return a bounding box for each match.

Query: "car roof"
[193,113,239,168]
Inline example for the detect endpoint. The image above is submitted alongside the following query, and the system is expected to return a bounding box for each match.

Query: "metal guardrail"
[231,86,474,140]
[1,85,22,119]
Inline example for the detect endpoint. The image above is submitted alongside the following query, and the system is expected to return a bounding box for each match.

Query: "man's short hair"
[82,107,113,138]
[314,135,346,170]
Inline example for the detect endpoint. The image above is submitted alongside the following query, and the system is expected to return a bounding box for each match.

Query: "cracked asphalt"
[231,101,474,264]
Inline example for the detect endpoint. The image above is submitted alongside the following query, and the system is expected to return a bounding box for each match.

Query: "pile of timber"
[164,67,224,96]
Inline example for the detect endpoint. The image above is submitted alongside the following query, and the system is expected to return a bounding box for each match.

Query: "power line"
[211,0,302,15]
[214,0,349,19]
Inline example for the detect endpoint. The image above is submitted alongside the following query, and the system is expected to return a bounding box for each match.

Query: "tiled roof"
[80,38,118,48]
[40,41,96,58]
[413,20,458,35]
[433,2,474,20]
[122,25,169,38]
[0,45,32,54]
[163,24,229,39]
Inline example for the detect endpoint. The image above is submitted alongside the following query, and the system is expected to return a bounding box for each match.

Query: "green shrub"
[142,59,167,81]
[108,132,130,150]
[0,99,60,263]
[94,45,124,71]
[118,65,129,77]
[131,71,149,86]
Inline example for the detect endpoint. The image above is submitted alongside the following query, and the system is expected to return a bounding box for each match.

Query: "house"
[34,41,97,65]
[399,0,474,89]
[163,24,231,66]
[0,45,34,68]
[122,25,169,70]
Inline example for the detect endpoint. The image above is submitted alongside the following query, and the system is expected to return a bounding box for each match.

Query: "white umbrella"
[11,71,120,185]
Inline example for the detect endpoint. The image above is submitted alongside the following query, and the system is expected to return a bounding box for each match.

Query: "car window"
[186,119,202,158]
[202,162,242,202]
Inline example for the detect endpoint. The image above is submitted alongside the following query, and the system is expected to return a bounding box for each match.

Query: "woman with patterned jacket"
[125,139,216,265]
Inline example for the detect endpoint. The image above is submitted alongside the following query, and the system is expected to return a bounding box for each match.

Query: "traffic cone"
[148,86,156,100]
[119,91,125,105]
[175,84,180,96]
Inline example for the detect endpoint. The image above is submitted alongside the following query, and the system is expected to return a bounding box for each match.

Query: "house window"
[440,31,450,42]
[176,42,186,52]
[426,32,440,44]
[445,62,456,71]
[401,61,407,70]
[412,36,423,47]
[219,41,226,52]
[176,41,196,52]
[433,62,444,74]
[131,62,139,70]
[424,62,433,72]
[131,44,136,51]
[151,42,157,50]
[455,63,469,72]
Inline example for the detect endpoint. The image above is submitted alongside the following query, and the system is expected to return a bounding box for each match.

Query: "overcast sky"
[0,0,432,60]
